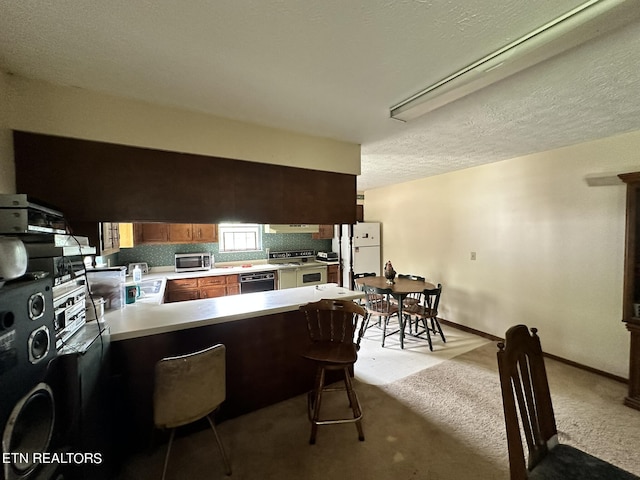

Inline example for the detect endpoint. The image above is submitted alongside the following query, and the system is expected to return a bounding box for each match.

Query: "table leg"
[397,293,405,349]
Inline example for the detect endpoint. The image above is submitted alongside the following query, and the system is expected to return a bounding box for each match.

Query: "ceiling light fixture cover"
[390,0,640,122]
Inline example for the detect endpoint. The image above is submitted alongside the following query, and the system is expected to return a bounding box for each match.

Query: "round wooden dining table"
[355,276,435,348]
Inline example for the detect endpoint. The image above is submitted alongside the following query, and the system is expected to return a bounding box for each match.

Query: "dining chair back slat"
[396,274,425,307]
[359,284,400,347]
[353,272,376,304]
[497,325,640,479]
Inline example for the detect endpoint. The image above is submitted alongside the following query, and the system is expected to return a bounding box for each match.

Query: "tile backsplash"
[113,233,332,268]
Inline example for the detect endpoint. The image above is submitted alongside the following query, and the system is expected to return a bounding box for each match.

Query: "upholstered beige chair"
[153,344,231,478]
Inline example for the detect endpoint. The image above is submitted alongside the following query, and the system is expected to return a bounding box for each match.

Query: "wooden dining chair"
[403,283,445,351]
[353,272,376,303]
[299,299,367,444]
[350,271,376,292]
[497,325,639,480]
[396,274,425,307]
[353,272,376,281]
[359,284,399,347]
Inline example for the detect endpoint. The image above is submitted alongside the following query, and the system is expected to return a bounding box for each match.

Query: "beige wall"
[0,72,360,194]
[0,73,15,193]
[365,130,640,378]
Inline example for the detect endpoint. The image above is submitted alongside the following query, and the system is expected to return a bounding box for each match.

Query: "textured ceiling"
[1,1,639,190]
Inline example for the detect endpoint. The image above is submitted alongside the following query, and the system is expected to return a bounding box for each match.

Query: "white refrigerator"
[333,222,381,288]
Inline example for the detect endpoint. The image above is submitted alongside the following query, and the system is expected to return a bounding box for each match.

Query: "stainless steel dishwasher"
[239,271,276,293]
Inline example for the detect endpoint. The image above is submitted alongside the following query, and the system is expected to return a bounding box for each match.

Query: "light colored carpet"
[116,335,640,480]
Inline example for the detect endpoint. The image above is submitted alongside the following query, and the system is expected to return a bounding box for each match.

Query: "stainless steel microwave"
[175,252,212,272]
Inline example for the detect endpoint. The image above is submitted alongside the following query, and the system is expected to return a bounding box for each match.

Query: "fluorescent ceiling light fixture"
[390,0,640,122]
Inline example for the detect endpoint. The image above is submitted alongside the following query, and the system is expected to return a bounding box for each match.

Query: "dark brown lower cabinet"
[109,309,341,456]
[165,275,240,303]
[327,264,340,284]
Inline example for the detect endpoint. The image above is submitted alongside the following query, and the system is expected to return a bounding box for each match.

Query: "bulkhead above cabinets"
[14,132,358,226]
[264,224,319,234]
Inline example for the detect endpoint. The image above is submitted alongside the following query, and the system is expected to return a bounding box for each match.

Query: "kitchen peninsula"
[106,279,358,341]
[106,281,363,455]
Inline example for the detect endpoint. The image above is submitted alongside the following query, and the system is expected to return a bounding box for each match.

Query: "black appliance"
[268,249,315,261]
[27,255,88,351]
[0,277,61,480]
[54,325,113,480]
[0,195,66,235]
[51,278,87,351]
[0,278,112,480]
[316,251,338,261]
[27,256,86,288]
[239,272,276,293]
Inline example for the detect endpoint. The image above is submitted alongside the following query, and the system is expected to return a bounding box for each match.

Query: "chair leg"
[402,314,412,336]
[356,314,371,348]
[424,321,433,351]
[160,428,176,480]
[342,367,365,441]
[432,317,446,343]
[309,366,326,445]
[206,414,232,476]
[381,315,387,347]
[417,317,427,336]
[342,375,353,408]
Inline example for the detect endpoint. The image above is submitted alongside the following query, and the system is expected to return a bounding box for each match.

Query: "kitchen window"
[218,223,262,252]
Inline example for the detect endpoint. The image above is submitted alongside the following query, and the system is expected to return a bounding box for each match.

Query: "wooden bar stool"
[299,299,367,445]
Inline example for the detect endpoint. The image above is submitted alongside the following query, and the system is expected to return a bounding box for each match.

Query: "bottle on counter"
[132,264,142,283]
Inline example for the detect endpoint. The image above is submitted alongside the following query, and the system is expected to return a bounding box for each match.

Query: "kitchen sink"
[139,279,163,295]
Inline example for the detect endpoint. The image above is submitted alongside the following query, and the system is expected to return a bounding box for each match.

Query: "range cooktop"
[268,250,319,268]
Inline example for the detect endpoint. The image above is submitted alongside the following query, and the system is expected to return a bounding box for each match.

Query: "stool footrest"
[307,365,365,444]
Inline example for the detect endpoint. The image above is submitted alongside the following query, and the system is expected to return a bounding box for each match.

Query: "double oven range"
[268,250,327,289]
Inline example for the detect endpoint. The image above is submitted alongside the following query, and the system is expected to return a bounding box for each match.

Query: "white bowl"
[0,236,28,287]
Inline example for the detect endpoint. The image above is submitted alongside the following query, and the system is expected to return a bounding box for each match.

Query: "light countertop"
[104,283,363,342]
[144,262,281,279]
[121,261,337,300]
[123,264,280,293]
[128,260,337,283]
